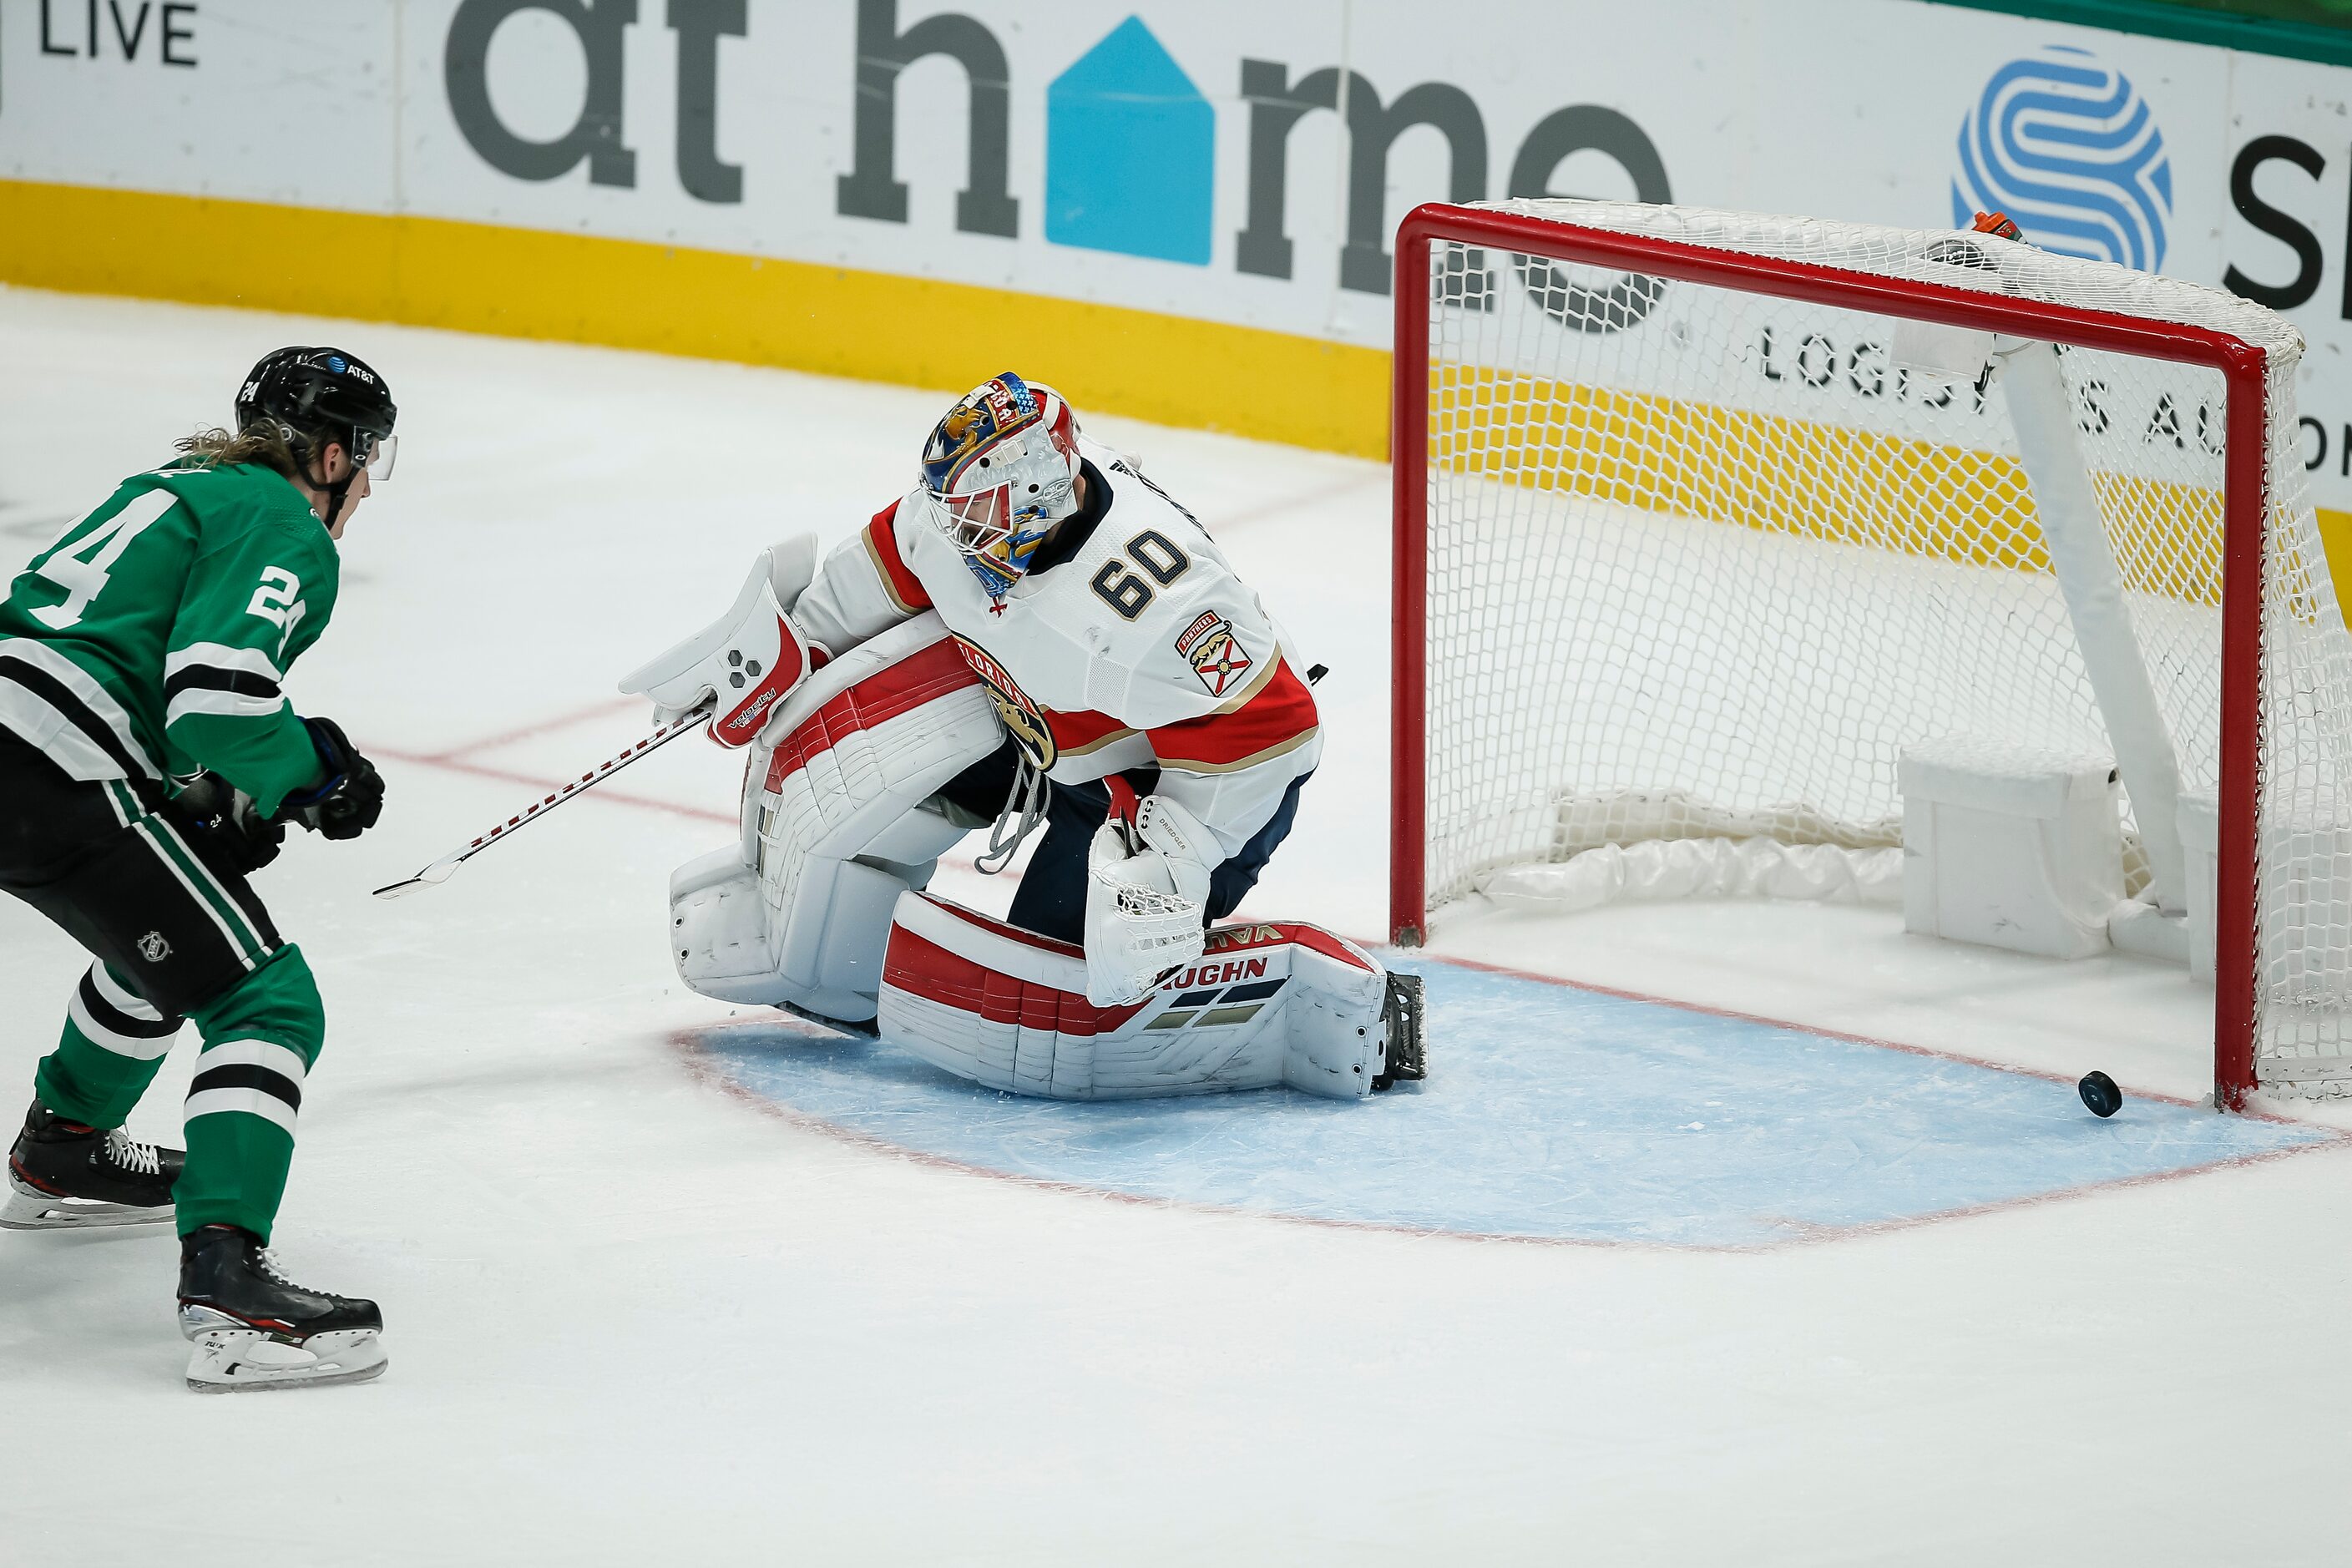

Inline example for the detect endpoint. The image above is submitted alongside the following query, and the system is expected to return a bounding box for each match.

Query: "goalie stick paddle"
[372,701,715,898]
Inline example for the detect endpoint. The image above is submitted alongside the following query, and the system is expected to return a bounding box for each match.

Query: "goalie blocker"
[626,572,1424,1101]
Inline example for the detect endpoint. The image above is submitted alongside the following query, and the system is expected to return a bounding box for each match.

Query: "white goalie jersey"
[792,435,1323,861]
[624,425,1424,1102]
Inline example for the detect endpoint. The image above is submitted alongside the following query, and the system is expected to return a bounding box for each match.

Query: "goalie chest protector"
[881,440,1317,787]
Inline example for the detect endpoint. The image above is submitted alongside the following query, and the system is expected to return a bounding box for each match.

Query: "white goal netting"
[1411,199,2352,1093]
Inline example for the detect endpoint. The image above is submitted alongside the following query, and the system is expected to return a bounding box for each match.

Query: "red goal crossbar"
[1387,201,2270,1108]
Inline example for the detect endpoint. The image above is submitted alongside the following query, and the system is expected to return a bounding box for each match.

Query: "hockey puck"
[2077,1070,2122,1119]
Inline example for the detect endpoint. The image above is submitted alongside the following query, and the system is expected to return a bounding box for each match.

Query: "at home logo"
[443,0,1672,306]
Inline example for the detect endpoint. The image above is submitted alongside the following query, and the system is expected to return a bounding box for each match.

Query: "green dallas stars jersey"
[0,461,339,817]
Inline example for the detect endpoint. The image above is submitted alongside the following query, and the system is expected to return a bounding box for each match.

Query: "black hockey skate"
[3,1100,182,1230]
[177,1225,387,1393]
[1372,972,1427,1092]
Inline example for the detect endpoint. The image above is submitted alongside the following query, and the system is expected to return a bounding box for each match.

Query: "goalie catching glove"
[1084,794,1216,1006]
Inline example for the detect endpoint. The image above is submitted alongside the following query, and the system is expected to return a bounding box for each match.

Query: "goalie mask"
[918,372,1083,601]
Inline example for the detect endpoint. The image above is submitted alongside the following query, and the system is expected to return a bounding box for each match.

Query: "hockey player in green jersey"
[0,346,396,1392]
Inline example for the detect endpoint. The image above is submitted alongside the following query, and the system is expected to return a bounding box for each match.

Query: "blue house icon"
[1045,17,1213,266]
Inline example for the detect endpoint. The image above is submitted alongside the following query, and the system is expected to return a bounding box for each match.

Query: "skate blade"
[0,1176,172,1232]
[184,1325,387,1393]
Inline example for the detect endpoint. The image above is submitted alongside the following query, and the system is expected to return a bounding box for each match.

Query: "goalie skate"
[1373,972,1427,1092]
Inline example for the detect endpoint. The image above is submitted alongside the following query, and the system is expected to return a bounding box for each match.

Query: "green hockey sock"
[30,961,182,1129]
[171,945,326,1242]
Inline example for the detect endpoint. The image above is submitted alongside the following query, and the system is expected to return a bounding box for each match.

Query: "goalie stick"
[372,701,714,898]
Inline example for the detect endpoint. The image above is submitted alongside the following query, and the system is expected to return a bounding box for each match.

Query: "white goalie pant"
[662,615,1393,1100]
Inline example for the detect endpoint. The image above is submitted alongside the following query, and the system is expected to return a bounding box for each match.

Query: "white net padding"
[1413,199,2352,1093]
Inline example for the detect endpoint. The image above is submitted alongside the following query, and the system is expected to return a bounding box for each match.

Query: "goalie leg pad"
[879,893,1135,1097]
[674,847,917,1019]
[665,613,1005,1021]
[768,856,915,1021]
[670,845,781,1004]
[1277,933,1393,1098]
[878,897,1409,1101]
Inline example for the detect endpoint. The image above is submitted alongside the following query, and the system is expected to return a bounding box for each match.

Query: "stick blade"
[372,859,460,899]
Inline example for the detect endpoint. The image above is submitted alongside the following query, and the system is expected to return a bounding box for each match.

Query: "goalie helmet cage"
[1387,199,2352,1108]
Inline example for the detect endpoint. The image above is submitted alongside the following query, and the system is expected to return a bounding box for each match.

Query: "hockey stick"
[372,701,714,898]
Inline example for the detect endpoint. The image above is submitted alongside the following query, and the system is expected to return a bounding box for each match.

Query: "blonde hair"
[175,422,302,478]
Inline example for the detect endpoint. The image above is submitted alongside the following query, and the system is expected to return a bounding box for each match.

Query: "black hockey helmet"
[236,346,398,478]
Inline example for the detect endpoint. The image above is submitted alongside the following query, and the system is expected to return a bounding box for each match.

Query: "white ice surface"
[3,287,2349,1565]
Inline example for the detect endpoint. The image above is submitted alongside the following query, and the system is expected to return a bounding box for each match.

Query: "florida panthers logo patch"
[1176,611,1252,699]
[953,635,1058,770]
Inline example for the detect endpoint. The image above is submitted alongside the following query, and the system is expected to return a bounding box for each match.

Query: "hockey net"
[1388,199,2352,1103]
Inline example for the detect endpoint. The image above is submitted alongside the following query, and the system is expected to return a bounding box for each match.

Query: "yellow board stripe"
[0,178,1392,459]
[2322,508,2352,599]
[6,177,2349,604]
[1434,365,2352,611]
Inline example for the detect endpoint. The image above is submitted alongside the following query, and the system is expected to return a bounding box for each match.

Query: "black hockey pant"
[0,727,323,1240]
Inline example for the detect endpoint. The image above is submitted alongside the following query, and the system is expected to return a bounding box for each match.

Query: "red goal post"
[1387,200,2284,1107]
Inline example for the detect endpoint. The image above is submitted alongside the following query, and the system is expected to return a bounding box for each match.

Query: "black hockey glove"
[172,772,286,873]
[276,716,386,840]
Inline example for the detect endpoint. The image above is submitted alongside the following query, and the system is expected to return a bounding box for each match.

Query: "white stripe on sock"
[89,963,164,1021]
[192,1039,308,1086]
[68,987,178,1060]
[182,1087,297,1135]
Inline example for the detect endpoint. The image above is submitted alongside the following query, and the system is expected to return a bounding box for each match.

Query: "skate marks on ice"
[676,959,2345,1250]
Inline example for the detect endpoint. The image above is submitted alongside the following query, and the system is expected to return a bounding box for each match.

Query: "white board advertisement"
[3,0,2351,499]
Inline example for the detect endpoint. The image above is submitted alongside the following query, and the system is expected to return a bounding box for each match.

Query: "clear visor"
[354,431,397,481]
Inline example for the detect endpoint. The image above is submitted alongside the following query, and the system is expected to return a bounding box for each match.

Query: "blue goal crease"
[683,959,2344,1250]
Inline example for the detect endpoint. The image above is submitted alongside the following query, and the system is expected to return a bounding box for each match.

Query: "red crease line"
[669,1015,2349,1254]
[1413,947,2344,1130]
[412,695,643,763]
[376,747,736,827]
